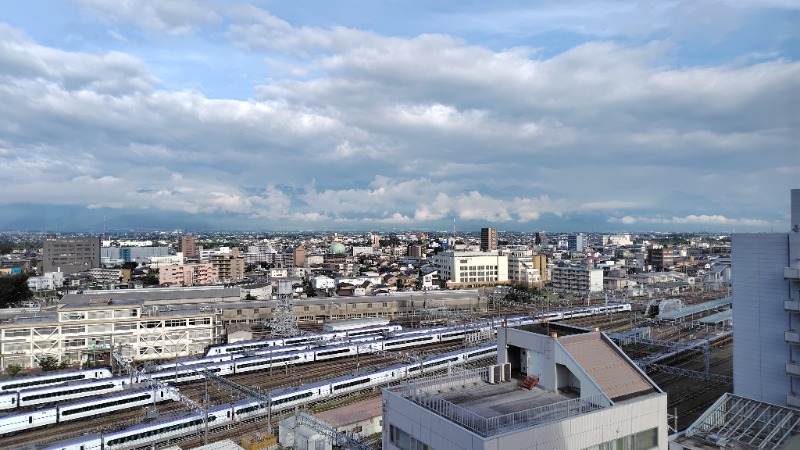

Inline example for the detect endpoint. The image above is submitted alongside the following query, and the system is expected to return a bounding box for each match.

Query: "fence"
[390,368,609,437]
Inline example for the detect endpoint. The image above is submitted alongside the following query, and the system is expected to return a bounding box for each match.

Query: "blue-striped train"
[0,304,632,446]
[42,344,497,450]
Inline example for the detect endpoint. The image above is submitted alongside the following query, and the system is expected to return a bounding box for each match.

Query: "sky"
[0,1,797,233]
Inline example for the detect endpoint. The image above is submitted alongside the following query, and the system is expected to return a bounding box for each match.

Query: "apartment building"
[178,236,198,259]
[480,227,498,252]
[159,263,218,286]
[646,246,674,271]
[550,266,604,294]
[210,248,245,282]
[504,249,543,287]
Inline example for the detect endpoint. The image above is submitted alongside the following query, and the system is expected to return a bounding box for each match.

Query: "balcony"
[785,268,800,280]
[786,300,800,312]
[787,362,800,376]
[786,331,800,344]
[788,393,800,408]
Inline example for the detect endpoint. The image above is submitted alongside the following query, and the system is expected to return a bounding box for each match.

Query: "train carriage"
[17,379,127,408]
[233,351,312,375]
[148,362,232,384]
[0,392,18,410]
[101,408,229,449]
[58,387,175,423]
[0,406,58,436]
[0,369,112,393]
[42,432,103,450]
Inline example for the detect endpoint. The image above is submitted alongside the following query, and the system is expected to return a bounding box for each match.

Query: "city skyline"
[0,1,797,232]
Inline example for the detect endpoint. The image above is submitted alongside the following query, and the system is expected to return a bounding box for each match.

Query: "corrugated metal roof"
[560,332,657,401]
[657,297,732,320]
[697,309,732,324]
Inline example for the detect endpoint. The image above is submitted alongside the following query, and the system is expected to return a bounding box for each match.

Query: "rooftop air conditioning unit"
[502,363,511,382]
[491,364,503,384]
[488,365,498,384]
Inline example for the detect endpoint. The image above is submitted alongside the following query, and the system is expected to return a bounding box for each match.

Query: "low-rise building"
[0,298,216,369]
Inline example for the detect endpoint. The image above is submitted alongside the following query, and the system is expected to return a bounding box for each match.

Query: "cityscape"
[0,1,798,449]
[0,188,795,449]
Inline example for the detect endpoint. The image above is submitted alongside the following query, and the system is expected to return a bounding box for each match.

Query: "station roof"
[657,297,732,321]
[697,309,732,325]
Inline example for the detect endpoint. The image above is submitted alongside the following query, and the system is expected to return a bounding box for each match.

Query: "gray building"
[732,189,800,407]
[41,235,101,274]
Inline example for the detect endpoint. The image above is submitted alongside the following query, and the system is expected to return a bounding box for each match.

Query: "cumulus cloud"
[0,3,796,230]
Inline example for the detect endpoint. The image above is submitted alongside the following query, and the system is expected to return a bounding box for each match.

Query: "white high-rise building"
[732,189,800,407]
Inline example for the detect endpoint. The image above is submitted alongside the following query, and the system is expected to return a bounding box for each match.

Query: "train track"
[0,340,483,449]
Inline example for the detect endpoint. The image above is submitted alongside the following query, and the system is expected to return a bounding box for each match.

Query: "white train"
[533,303,632,321]
[0,369,112,393]
[43,344,497,450]
[0,323,499,412]
[205,324,404,356]
[0,377,137,410]
[0,304,630,414]
[0,386,176,437]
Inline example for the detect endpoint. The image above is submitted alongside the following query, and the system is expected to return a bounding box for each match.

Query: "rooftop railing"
[389,368,610,437]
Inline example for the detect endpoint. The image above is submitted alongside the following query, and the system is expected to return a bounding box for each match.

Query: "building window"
[390,424,433,450]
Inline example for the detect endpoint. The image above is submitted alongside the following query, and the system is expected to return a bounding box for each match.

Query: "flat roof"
[387,368,609,438]
[316,395,382,428]
[438,379,573,415]
[60,287,241,305]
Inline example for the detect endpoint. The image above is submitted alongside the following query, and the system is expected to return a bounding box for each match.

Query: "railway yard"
[0,291,732,449]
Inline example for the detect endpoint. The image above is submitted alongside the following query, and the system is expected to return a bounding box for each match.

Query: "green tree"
[0,241,13,255]
[0,274,33,307]
[38,356,61,372]
[143,268,160,286]
[121,261,138,270]
[5,364,22,377]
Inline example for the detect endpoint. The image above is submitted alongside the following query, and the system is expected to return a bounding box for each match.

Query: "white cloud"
[607,215,773,227]
[76,0,221,35]
[0,5,796,230]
